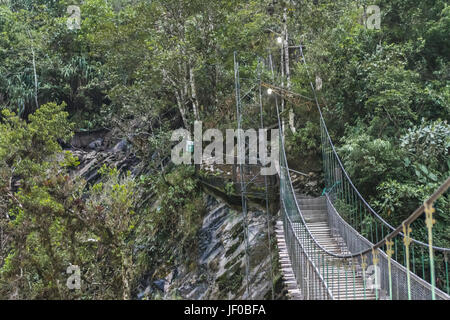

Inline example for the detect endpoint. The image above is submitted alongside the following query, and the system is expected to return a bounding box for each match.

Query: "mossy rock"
[249,237,270,268]
[225,240,241,258]
[225,230,245,258]
[229,222,244,240]
[216,263,244,297]
[224,251,245,270]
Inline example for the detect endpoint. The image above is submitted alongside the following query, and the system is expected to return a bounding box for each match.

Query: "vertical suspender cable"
[234,52,251,299]
[258,59,275,300]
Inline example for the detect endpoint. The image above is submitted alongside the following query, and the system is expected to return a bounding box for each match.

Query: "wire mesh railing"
[280,127,379,300]
[271,65,450,299]
[320,112,450,299]
[233,46,450,300]
[280,138,332,299]
[278,103,450,299]
[272,38,450,299]
[276,87,378,299]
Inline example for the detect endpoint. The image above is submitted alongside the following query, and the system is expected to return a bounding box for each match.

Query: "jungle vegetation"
[0,0,448,299]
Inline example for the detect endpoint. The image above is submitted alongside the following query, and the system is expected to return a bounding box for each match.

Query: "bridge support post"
[361,255,367,300]
[425,202,437,300]
[402,222,413,300]
[386,239,394,300]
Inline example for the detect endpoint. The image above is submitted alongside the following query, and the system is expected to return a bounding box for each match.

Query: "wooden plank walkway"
[294,195,376,300]
[275,193,377,300]
[275,220,303,300]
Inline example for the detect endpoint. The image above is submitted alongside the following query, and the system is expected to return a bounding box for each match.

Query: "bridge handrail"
[318,111,450,253]
[266,37,450,298]
[280,104,450,258]
[276,81,450,299]
[294,42,450,253]
[324,193,450,300]
[272,71,450,256]
[273,79,354,259]
[281,196,334,299]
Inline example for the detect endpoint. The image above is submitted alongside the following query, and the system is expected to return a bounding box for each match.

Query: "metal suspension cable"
[270,51,334,299]
[266,18,450,300]
[270,54,450,259]
[273,72,450,260]
[319,107,450,252]
[269,40,450,300]
[293,41,450,253]
[269,54,346,258]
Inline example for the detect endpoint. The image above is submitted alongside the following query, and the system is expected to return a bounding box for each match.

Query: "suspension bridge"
[276,105,450,300]
[224,48,450,300]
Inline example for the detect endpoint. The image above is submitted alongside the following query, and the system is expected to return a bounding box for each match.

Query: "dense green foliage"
[0,0,448,299]
[0,104,139,299]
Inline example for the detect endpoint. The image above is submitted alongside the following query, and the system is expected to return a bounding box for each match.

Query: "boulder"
[88,138,103,150]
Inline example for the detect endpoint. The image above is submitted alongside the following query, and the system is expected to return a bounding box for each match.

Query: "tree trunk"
[27,30,39,111]
[283,8,295,133]
[162,68,189,129]
[174,89,189,129]
[189,59,200,121]
[122,253,131,300]
[121,244,134,300]
[280,27,285,135]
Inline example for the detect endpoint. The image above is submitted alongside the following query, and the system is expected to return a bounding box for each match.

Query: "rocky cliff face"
[67,132,284,300]
[139,195,284,300]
